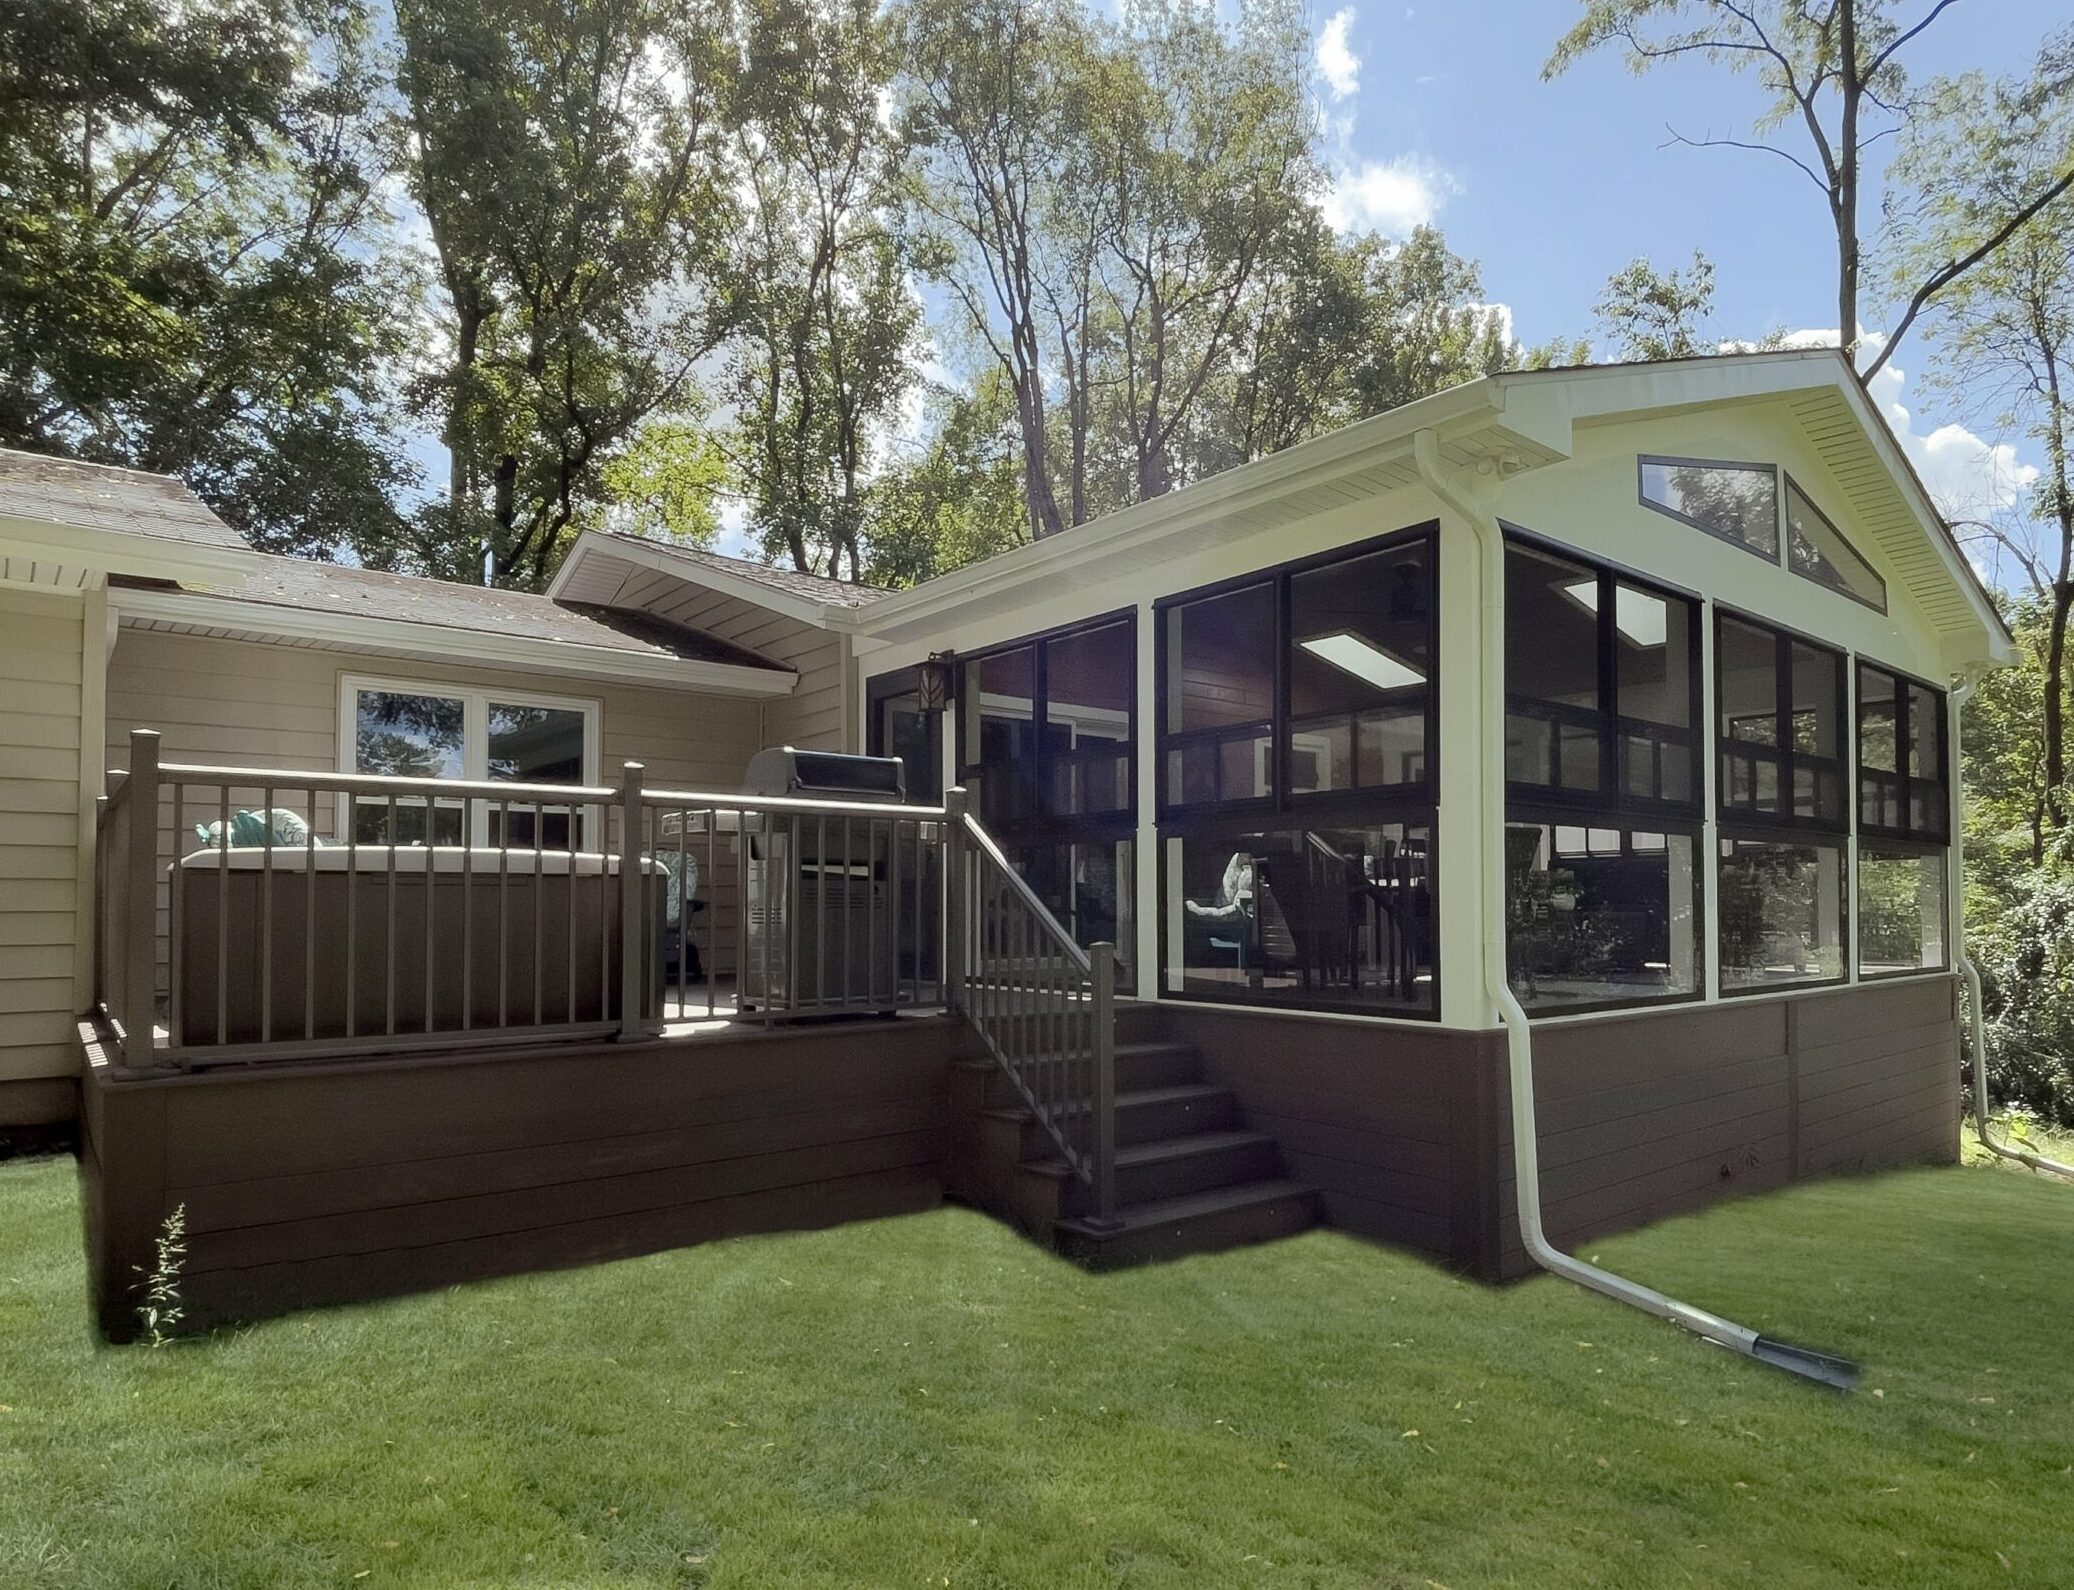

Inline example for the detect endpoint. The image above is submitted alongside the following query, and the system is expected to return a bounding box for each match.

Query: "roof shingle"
[605,532,893,609]
[0,446,247,550]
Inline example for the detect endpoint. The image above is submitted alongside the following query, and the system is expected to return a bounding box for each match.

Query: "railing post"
[121,730,161,1062]
[1088,941,1120,1232]
[943,786,969,1015]
[616,761,647,1040]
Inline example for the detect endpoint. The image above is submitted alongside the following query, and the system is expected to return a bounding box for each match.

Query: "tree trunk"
[2042,341,2073,831]
[1836,0,1861,363]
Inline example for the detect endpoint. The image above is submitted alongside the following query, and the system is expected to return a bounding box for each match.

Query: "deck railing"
[946,789,1120,1229]
[93,729,948,1067]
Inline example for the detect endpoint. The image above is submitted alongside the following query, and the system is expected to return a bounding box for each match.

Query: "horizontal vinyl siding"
[603,566,849,751]
[0,587,87,1083]
[104,628,772,982]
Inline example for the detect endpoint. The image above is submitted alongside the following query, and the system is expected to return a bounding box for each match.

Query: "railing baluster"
[168,779,184,1051]
[345,793,358,1039]
[304,782,317,1040]
[617,764,644,1040]
[385,793,397,1037]
[261,782,275,1045]
[461,792,474,1032]
[420,784,434,1035]
[497,799,510,1027]
[217,782,231,1046]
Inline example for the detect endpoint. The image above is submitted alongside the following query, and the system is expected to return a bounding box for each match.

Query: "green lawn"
[2,1150,2070,1589]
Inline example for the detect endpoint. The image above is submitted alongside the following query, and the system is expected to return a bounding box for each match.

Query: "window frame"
[865,665,945,804]
[1855,657,1949,845]
[1153,523,1440,826]
[1501,526,1704,824]
[1715,833,1851,997]
[1783,471,1888,613]
[1637,453,1782,564]
[1154,809,1442,1021]
[1711,606,1850,840]
[338,673,603,849]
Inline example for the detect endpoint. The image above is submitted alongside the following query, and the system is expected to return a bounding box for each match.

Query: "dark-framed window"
[1504,533,1701,819]
[1501,533,1704,1014]
[1639,455,1780,562]
[1154,526,1439,1018]
[1719,836,1848,993]
[1156,527,1437,821]
[1786,474,1886,612]
[1857,661,1948,842]
[1857,842,1949,978]
[1714,610,1848,835]
[865,667,943,804]
[955,613,1136,983]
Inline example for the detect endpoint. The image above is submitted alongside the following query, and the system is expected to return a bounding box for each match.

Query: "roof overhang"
[550,532,846,628]
[110,584,798,698]
[849,376,1571,647]
[0,511,258,588]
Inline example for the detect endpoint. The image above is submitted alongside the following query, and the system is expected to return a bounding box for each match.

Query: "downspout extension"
[1950,677,2074,1181]
[1413,428,1857,1392]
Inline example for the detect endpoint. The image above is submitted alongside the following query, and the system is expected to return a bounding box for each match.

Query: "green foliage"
[135,1203,187,1347]
[0,0,411,557]
[1594,251,1715,361]
[862,372,1027,586]
[393,0,738,588]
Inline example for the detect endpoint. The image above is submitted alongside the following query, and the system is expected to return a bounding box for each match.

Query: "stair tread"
[979,1082,1229,1125]
[1022,1128,1274,1179]
[1056,1178,1316,1237]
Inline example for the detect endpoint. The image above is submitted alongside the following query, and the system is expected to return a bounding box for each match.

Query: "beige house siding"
[0,584,92,1091]
[104,627,777,985]
[596,565,853,752]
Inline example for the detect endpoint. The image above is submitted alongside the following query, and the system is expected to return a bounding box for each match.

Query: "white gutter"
[1949,676,2074,1181]
[1413,427,1857,1390]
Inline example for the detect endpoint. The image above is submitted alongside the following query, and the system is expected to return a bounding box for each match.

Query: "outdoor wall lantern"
[916,652,954,712]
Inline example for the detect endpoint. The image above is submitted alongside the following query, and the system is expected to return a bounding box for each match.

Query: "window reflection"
[1506,823,1699,1010]
[1718,839,1846,991]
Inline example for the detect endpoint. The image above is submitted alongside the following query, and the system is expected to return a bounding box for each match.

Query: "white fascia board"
[0,513,258,583]
[111,586,798,698]
[550,532,847,629]
[851,377,1530,642]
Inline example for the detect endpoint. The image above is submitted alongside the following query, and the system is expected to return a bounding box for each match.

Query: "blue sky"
[1311,0,2051,558]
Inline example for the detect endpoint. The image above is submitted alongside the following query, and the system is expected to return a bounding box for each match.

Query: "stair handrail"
[946,788,1118,1230]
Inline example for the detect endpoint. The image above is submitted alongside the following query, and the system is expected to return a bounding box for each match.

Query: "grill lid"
[743,746,906,801]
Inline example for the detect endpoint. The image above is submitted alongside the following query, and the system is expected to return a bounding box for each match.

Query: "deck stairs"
[947,1015,1318,1264]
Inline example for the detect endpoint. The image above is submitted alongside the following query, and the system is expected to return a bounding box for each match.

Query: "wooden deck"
[81,1007,974,1340]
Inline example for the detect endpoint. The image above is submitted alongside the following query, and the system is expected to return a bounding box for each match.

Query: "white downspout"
[1950,676,2074,1180]
[1414,428,1855,1387]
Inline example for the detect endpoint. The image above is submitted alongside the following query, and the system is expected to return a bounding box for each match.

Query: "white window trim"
[338,673,603,846]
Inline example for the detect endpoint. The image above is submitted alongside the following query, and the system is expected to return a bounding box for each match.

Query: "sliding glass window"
[1856,661,1949,977]
[1504,537,1703,1013]
[1157,529,1438,1017]
[1714,612,1848,993]
[957,615,1135,983]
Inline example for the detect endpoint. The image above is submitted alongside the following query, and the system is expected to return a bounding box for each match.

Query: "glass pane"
[1045,621,1134,819]
[1289,542,1431,792]
[1789,644,1839,758]
[1718,839,1846,991]
[961,645,1039,828]
[1017,839,1134,990]
[1858,848,1948,976]
[1506,823,1699,1010]
[488,703,584,783]
[1858,666,1898,774]
[1165,822,1434,1014]
[1164,585,1275,808]
[1640,459,1779,556]
[1907,683,1942,779]
[1786,480,1886,610]
[350,799,464,847]
[1505,543,1601,792]
[871,686,941,803]
[354,690,464,779]
[1612,581,1690,728]
[1717,618,1778,746]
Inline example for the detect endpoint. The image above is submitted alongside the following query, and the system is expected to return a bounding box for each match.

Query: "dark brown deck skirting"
[1131,975,1959,1281]
[79,1014,969,1340]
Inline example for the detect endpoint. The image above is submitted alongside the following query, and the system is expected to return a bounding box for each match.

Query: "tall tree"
[1546,2,2074,383]
[1895,37,2074,834]
[393,0,736,589]
[1594,251,1717,361]
[729,0,917,578]
[0,0,408,556]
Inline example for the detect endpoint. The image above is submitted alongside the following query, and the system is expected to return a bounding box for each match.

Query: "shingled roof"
[603,532,894,610]
[119,555,788,672]
[0,446,248,551]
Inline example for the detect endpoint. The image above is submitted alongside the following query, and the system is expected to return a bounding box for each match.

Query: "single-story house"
[0,348,2010,1338]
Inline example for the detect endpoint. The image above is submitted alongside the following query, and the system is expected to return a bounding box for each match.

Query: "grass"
[2,1149,2071,1588]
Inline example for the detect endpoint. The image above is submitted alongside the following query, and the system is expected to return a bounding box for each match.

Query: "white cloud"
[1319,156,1454,237]
[1317,8,1360,100]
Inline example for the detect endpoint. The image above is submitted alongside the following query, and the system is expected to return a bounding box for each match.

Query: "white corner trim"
[111,585,798,698]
